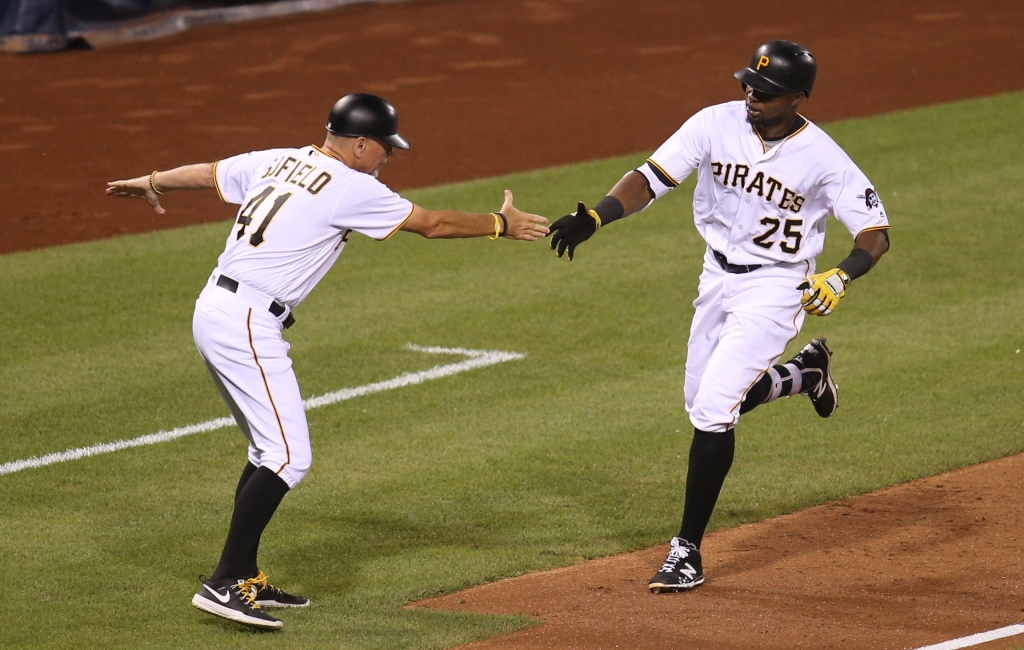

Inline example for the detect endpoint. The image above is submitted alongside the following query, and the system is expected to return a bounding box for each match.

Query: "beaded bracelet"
[149,171,163,195]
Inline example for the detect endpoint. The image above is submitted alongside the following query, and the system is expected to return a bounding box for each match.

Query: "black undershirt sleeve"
[591,171,653,227]
[837,247,875,280]
[593,195,625,226]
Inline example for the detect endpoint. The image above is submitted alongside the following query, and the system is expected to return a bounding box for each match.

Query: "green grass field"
[2,92,1022,649]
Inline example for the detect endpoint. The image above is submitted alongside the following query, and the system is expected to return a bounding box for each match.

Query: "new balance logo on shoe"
[649,537,706,594]
[679,563,698,580]
[792,337,838,418]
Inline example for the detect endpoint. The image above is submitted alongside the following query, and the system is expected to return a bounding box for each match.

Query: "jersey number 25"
[752,216,803,254]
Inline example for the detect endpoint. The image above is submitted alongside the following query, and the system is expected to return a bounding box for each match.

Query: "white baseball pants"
[684,247,812,432]
[192,272,311,488]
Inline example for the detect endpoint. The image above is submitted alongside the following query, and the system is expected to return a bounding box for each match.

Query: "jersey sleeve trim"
[646,158,680,187]
[854,225,890,237]
[212,160,227,203]
[378,204,416,241]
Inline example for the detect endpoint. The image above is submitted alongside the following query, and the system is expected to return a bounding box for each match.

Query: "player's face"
[743,85,802,129]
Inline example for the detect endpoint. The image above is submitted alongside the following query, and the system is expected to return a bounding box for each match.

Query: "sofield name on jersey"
[259,153,332,195]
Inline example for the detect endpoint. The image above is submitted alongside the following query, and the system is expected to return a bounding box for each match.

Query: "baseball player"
[547,41,890,592]
[107,93,549,629]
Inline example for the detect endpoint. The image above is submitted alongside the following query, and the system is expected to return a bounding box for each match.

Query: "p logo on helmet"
[734,41,817,97]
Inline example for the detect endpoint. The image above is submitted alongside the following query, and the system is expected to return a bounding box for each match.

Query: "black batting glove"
[548,202,600,261]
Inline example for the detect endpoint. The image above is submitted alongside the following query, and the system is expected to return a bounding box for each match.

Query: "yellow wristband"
[149,171,163,195]
[586,208,602,230]
[489,212,501,240]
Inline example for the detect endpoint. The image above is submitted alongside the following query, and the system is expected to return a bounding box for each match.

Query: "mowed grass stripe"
[0,92,1021,649]
[0,345,524,476]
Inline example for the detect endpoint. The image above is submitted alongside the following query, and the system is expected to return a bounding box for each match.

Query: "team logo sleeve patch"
[856,187,880,210]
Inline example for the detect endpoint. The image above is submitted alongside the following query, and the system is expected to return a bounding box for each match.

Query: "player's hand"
[548,202,600,260]
[500,190,549,241]
[797,268,851,316]
[106,175,165,214]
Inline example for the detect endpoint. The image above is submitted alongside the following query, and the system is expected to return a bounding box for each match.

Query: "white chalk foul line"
[913,624,1024,650]
[0,344,525,477]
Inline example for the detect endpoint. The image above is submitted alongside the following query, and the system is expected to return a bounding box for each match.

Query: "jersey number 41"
[235,186,293,248]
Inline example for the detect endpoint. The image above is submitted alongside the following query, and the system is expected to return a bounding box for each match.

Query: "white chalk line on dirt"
[912,623,1024,650]
[0,344,524,477]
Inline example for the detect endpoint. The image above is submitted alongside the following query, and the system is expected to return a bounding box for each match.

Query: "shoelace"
[250,570,285,597]
[659,541,693,573]
[236,576,265,609]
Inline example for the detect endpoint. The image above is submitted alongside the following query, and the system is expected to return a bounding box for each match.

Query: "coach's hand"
[499,190,550,241]
[106,174,166,214]
[548,202,600,261]
[798,268,851,316]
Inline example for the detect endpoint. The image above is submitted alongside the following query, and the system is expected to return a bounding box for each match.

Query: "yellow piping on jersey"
[246,308,292,475]
[646,158,680,187]
[788,119,810,140]
[311,144,342,161]
[754,129,768,155]
[380,204,416,241]
[212,160,227,203]
[727,259,810,428]
[753,114,810,154]
[855,224,890,238]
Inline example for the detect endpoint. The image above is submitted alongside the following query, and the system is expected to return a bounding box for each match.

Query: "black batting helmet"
[734,40,816,97]
[326,93,410,149]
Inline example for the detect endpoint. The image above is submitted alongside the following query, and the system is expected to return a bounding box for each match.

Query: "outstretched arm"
[549,170,655,260]
[401,190,549,241]
[106,163,215,214]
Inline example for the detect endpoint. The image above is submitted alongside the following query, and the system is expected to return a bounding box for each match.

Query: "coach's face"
[349,136,394,178]
[364,138,394,178]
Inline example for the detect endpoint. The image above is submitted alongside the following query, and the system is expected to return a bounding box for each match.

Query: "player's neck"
[754,113,805,141]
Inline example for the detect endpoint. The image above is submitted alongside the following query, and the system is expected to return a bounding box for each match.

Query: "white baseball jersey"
[636,101,889,266]
[633,101,889,432]
[194,144,413,488]
[213,145,414,307]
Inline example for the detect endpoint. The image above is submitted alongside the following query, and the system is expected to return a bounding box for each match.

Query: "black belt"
[216,275,295,329]
[712,249,763,274]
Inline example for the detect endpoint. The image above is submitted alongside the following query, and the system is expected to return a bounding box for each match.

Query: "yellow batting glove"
[797,268,851,316]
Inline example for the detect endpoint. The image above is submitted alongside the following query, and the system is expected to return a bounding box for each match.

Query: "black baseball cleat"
[191,575,283,629]
[792,337,838,418]
[648,537,705,593]
[252,570,310,608]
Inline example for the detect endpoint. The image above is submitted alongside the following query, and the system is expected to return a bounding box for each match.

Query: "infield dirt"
[4,0,1024,648]
[3,0,1024,254]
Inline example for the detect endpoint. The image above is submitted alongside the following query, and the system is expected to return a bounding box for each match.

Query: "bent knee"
[275,453,312,489]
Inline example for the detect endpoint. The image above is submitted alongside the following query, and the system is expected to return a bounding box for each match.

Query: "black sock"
[210,467,290,582]
[677,428,735,549]
[234,461,259,503]
[740,373,772,414]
